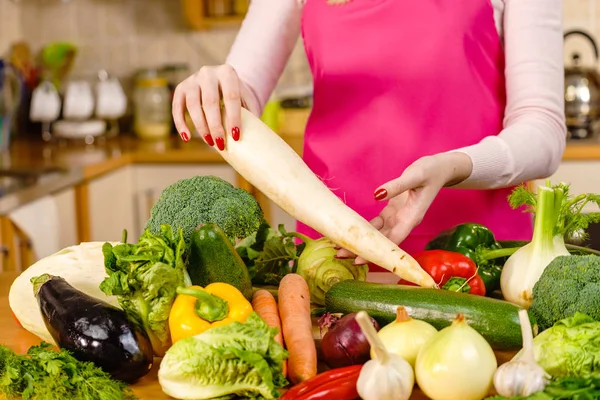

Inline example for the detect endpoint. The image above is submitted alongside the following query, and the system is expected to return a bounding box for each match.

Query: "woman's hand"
[337,152,473,264]
[172,65,244,151]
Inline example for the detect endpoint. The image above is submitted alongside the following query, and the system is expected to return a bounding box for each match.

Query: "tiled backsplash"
[0,1,21,58]
[563,0,600,68]
[0,0,597,92]
[0,0,311,95]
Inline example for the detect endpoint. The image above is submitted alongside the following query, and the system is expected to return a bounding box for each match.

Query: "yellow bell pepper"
[169,282,253,343]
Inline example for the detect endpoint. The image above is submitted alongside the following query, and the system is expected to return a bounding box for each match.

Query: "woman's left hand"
[336,152,473,264]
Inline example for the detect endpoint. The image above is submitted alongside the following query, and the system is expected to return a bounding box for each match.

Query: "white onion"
[415,313,497,400]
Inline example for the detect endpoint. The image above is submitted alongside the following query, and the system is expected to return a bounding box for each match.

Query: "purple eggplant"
[32,274,153,383]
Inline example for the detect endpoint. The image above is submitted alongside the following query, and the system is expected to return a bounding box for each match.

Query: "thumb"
[373,166,425,201]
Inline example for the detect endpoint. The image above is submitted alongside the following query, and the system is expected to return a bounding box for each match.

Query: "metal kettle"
[564,30,600,139]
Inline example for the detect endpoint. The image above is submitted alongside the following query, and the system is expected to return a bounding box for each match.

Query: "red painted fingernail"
[232,127,240,141]
[374,188,388,200]
[334,255,351,259]
[180,132,189,142]
[203,134,214,147]
[215,137,225,151]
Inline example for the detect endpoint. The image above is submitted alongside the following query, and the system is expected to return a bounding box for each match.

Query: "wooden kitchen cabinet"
[0,187,78,272]
[86,166,137,243]
[53,187,78,249]
[181,0,248,30]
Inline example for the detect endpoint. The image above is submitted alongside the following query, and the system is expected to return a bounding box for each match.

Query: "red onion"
[320,312,380,369]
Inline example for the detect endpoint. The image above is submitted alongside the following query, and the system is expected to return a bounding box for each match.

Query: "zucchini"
[187,223,254,301]
[325,280,534,350]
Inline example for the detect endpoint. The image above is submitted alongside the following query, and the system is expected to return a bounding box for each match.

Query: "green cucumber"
[325,280,535,350]
[187,223,254,301]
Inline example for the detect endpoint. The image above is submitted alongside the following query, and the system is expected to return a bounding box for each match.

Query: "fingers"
[173,65,243,150]
[374,165,426,201]
[370,215,384,230]
[184,82,211,146]
[335,248,355,259]
[216,66,242,142]
[199,69,226,151]
[172,85,192,142]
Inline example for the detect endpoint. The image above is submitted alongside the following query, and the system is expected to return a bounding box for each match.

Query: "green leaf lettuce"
[99,224,190,357]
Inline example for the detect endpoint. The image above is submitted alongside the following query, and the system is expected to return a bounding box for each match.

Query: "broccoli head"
[145,175,264,244]
[529,255,600,331]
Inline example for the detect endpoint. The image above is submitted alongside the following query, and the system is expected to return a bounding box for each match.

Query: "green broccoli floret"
[530,254,600,331]
[145,175,264,244]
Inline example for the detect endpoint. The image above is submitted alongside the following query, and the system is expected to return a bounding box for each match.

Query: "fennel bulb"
[501,183,578,308]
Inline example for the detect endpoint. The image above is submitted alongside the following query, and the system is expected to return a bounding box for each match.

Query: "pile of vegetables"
[8,111,600,400]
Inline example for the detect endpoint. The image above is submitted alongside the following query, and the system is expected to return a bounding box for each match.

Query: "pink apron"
[297,0,533,271]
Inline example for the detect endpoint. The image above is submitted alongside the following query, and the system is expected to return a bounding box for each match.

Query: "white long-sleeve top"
[226,0,567,189]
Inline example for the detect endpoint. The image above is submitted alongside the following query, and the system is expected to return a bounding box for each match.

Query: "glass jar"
[133,77,171,140]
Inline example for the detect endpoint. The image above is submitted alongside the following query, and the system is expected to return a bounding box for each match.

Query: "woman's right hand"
[172,64,244,151]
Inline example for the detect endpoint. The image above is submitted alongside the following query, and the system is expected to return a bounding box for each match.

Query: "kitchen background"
[0,0,311,101]
[0,0,600,273]
[0,0,596,93]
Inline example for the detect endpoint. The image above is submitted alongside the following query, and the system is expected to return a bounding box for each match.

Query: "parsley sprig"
[0,342,137,400]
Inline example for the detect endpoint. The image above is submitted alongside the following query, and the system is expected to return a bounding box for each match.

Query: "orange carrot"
[278,273,317,384]
[252,289,288,377]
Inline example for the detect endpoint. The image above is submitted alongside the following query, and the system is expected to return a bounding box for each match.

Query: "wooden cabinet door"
[87,167,136,242]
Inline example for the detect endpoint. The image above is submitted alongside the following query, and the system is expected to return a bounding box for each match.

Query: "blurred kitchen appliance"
[53,79,106,143]
[29,79,61,141]
[0,60,23,152]
[95,70,127,137]
[564,30,600,139]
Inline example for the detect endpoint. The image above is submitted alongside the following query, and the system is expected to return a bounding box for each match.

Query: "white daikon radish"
[219,108,436,288]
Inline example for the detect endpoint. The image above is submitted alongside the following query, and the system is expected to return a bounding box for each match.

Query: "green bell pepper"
[425,223,516,293]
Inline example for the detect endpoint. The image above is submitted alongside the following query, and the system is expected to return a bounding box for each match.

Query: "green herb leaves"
[0,343,137,400]
[236,223,305,286]
[99,224,189,356]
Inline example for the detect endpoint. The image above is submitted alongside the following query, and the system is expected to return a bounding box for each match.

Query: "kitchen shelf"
[182,0,247,30]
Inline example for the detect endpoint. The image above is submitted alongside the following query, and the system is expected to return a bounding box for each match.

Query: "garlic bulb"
[493,310,548,397]
[372,306,438,368]
[355,311,414,400]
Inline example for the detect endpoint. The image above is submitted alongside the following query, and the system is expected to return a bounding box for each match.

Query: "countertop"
[0,132,597,215]
[0,134,303,214]
[0,271,516,400]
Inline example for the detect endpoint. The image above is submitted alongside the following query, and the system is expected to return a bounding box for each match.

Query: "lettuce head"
[158,313,288,400]
[515,312,600,378]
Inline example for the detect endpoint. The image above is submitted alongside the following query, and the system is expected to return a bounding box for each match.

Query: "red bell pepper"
[398,249,486,296]
[281,365,362,400]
